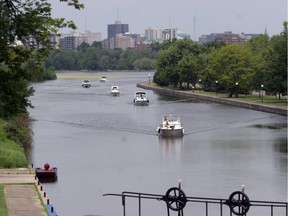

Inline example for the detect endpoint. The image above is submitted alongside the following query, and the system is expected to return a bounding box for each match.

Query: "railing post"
[138,194,141,216]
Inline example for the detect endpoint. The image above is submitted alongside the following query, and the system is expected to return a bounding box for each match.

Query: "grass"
[146,81,287,108]
[194,91,287,108]
[34,184,49,215]
[0,184,8,216]
[0,118,29,168]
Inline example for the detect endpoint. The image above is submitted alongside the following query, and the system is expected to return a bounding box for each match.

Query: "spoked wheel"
[228,191,251,215]
[165,187,187,211]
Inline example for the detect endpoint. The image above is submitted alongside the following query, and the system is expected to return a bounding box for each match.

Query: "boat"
[133,91,149,105]
[35,163,58,181]
[82,80,91,88]
[157,114,184,137]
[110,86,120,96]
[100,76,108,82]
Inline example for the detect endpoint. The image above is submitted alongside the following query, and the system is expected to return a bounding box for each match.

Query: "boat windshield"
[163,115,180,122]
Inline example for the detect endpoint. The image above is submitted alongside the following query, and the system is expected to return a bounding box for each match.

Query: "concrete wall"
[137,82,287,116]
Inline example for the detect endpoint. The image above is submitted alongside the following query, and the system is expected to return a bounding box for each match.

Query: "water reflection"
[158,136,183,154]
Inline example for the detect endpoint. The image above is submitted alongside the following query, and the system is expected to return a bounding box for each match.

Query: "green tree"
[206,44,256,97]
[265,22,287,98]
[246,34,270,94]
[178,54,199,89]
[82,48,99,70]
[0,0,83,118]
[133,57,155,71]
[155,38,203,87]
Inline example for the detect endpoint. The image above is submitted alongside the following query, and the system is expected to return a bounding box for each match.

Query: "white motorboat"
[100,76,108,82]
[133,91,149,105]
[157,114,184,137]
[82,80,91,88]
[110,86,120,96]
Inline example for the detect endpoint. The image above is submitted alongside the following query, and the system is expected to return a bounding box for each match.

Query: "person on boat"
[44,163,50,170]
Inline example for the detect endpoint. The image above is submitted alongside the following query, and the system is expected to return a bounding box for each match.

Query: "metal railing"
[103,185,287,216]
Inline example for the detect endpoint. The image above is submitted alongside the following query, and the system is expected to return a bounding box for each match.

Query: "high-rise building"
[114,34,132,50]
[145,27,162,42]
[108,20,129,40]
[59,31,102,49]
[162,28,177,41]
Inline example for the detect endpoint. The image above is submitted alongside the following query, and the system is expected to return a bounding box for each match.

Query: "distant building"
[59,36,76,50]
[177,31,191,40]
[114,34,132,50]
[198,31,260,45]
[107,20,129,49]
[124,32,142,47]
[162,28,177,41]
[59,31,102,49]
[145,27,162,42]
[108,20,129,40]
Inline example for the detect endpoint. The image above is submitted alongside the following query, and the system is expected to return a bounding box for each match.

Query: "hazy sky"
[51,0,287,39]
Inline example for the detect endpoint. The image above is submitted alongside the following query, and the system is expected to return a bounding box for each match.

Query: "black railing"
[103,186,287,216]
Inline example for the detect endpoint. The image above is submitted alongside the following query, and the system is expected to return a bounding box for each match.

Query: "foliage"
[0,0,83,119]
[45,45,158,71]
[152,23,286,98]
[264,22,287,98]
[0,184,8,216]
[154,39,208,87]
[206,44,257,97]
[3,113,32,149]
[0,118,29,168]
[0,64,34,118]
[246,23,287,99]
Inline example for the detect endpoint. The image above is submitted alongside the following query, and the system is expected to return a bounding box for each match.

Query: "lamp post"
[215,80,218,95]
[261,84,264,102]
[198,79,201,92]
[149,73,151,84]
[235,82,238,98]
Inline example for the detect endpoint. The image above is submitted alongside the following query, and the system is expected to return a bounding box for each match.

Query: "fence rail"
[103,186,288,216]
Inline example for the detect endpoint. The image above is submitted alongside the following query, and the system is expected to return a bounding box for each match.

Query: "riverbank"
[137,82,287,116]
[0,168,57,216]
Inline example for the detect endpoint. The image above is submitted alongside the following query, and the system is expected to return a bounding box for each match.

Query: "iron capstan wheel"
[164,187,187,211]
[228,191,251,215]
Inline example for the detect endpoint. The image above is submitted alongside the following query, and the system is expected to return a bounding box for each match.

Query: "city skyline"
[51,0,287,39]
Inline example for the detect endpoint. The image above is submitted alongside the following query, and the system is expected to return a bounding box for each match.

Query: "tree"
[0,0,83,118]
[246,34,270,94]
[206,44,256,97]
[155,38,203,87]
[178,54,199,89]
[265,22,287,98]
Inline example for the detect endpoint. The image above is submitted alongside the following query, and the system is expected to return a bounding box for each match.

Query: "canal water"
[28,71,287,216]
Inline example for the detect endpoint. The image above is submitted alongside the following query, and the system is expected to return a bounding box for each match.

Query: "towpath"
[0,168,54,216]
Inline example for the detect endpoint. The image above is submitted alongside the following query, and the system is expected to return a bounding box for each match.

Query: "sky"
[51,0,287,40]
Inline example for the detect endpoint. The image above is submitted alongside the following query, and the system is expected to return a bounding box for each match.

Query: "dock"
[0,168,57,216]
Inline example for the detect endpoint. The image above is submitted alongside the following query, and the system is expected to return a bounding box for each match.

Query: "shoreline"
[137,82,287,116]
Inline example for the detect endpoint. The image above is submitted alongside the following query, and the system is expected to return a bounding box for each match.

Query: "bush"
[0,116,30,168]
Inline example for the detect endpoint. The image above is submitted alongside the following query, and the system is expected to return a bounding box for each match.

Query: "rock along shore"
[137,82,287,116]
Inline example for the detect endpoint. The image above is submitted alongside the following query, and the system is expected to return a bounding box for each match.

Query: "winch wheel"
[165,187,187,211]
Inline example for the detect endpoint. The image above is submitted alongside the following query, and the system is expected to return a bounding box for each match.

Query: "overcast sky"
[51,0,287,40]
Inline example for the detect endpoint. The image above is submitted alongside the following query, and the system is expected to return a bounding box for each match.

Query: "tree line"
[45,42,158,71]
[154,23,287,98]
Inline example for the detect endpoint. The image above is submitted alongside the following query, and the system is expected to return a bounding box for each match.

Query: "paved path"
[0,168,48,216]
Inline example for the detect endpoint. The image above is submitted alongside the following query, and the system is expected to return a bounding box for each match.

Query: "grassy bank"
[0,184,7,216]
[148,82,287,108]
[0,116,30,168]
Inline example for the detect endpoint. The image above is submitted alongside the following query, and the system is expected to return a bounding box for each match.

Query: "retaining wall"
[137,82,287,116]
